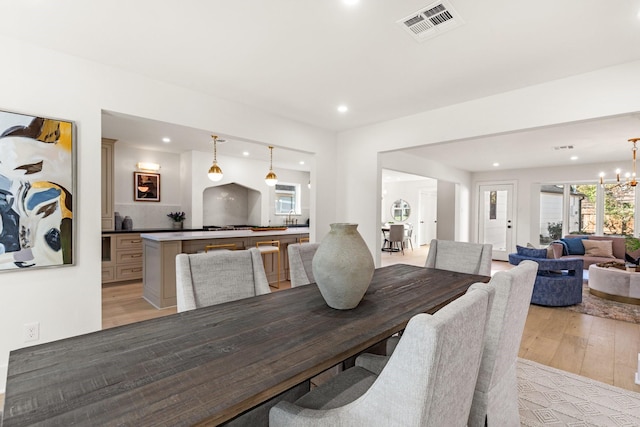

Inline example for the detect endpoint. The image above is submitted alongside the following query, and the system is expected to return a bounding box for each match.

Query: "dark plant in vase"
[168,211,186,228]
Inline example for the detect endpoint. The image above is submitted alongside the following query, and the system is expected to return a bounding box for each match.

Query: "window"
[539,181,636,243]
[275,183,301,215]
[539,184,564,244]
[603,183,635,236]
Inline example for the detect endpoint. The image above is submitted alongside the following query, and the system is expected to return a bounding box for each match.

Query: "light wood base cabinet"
[102,233,143,283]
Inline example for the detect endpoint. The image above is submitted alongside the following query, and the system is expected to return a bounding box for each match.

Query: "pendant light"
[265,145,278,186]
[208,135,223,182]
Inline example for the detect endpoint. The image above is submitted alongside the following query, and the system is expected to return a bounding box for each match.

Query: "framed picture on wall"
[134,172,160,202]
[0,109,75,271]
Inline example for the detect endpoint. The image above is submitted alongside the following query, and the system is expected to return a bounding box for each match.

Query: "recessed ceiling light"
[570,156,578,161]
[299,161,305,165]
[337,105,348,113]
[242,151,250,156]
[162,137,171,143]
[493,162,500,167]
[343,0,359,6]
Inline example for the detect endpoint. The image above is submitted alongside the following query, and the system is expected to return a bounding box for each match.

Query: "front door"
[478,184,515,261]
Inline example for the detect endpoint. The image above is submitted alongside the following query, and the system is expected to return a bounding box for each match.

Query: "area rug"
[557,281,640,324]
[518,358,640,426]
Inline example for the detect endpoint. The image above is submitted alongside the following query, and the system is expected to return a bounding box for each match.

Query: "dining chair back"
[175,247,270,312]
[403,223,414,251]
[389,224,405,255]
[288,242,320,287]
[269,283,495,426]
[467,260,537,426]
[425,239,492,276]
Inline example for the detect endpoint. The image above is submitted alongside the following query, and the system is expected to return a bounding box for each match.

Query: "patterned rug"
[557,281,640,324]
[518,358,640,426]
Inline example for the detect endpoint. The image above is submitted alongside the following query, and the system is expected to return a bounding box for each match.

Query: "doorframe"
[474,180,518,260]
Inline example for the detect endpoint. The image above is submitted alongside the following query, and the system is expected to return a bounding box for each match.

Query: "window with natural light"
[274,183,301,215]
[539,182,636,245]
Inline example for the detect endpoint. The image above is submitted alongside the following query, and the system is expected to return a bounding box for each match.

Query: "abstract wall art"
[0,110,75,271]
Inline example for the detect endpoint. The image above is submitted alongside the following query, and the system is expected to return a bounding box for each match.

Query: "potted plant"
[167,211,186,229]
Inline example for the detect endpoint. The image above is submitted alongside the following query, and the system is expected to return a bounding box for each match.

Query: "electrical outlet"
[24,322,39,342]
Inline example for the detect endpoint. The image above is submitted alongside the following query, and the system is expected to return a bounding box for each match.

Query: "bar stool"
[204,243,237,252]
[256,240,281,288]
[298,236,310,243]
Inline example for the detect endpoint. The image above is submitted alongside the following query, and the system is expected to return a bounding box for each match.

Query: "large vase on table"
[312,223,375,310]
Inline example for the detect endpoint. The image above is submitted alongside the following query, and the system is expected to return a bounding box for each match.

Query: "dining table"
[2,264,490,427]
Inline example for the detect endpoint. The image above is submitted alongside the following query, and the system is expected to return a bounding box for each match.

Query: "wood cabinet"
[101,138,116,230]
[102,233,143,283]
[142,231,309,308]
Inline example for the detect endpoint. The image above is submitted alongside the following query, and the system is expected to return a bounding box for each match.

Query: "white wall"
[0,35,336,392]
[113,145,182,229]
[472,161,624,247]
[336,60,640,267]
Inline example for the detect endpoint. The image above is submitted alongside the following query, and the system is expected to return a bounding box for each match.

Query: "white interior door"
[478,184,515,261]
[419,190,437,245]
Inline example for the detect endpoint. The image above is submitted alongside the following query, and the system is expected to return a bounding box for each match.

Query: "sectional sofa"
[552,234,626,268]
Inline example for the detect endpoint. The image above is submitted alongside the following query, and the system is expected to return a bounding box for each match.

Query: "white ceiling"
[2,1,640,171]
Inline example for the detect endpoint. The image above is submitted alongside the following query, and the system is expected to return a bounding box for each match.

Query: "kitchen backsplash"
[114,204,183,229]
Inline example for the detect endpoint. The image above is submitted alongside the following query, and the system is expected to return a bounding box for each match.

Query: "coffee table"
[588,264,640,305]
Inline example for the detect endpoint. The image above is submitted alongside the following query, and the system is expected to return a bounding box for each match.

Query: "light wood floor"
[101,244,640,394]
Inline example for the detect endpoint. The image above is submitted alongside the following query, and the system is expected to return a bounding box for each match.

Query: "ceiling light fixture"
[162,137,171,143]
[337,105,348,113]
[265,146,278,186]
[599,138,639,187]
[492,162,500,167]
[208,135,224,182]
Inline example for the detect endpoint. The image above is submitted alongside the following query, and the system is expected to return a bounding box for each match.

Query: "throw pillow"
[583,239,614,258]
[560,237,587,255]
[516,245,547,258]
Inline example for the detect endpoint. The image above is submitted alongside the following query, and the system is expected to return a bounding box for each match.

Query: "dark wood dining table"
[2,264,490,427]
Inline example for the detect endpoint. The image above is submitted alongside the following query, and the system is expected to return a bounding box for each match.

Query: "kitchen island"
[140,228,310,308]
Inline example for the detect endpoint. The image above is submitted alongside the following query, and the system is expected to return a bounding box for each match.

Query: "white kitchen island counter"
[140,227,310,242]
[141,228,310,308]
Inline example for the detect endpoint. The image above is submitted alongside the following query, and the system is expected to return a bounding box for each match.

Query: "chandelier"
[599,138,639,188]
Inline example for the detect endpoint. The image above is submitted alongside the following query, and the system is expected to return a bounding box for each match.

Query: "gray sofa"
[552,235,625,268]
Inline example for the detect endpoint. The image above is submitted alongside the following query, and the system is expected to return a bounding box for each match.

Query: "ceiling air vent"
[397,0,464,43]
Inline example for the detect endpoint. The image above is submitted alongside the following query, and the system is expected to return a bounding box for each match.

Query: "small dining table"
[2,264,490,427]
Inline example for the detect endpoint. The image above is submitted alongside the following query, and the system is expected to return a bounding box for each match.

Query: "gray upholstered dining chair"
[175,247,271,312]
[388,224,405,254]
[425,239,492,276]
[361,260,538,427]
[287,242,320,287]
[269,283,495,426]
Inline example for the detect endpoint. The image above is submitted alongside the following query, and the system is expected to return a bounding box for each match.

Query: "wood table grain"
[2,264,489,426]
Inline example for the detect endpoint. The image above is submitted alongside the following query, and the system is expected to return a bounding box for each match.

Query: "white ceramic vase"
[312,223,375,309]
